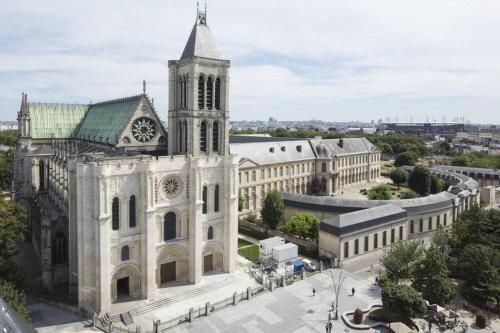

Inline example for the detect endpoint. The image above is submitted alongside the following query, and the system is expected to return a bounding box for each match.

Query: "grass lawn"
[238,238,254,248]
[238,244,259,263]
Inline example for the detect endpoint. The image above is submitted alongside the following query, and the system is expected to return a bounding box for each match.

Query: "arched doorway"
[156,244,189,286]
[111,264,141,302]
[202,242,224,274]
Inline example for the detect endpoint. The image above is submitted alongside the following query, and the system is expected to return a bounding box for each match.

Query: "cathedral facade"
[14,9,238,314]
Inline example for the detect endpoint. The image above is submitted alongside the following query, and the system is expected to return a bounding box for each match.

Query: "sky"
[1,0,500,123]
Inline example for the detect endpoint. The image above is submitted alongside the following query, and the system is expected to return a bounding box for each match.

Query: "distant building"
[382,122,465,135]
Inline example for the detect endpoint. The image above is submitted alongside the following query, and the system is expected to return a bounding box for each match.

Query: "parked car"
[302,258,317,271]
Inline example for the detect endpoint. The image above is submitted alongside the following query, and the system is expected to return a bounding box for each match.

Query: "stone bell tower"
[168,5,230,157]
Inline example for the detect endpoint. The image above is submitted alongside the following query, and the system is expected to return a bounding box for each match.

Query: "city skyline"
[1,0,500,123]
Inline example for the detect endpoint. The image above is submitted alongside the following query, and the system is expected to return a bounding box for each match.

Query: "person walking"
[313,288,316,296]
[325,323,329,333]
[328,312,331,321]
[352,287,355,296]
[328,321,333,332]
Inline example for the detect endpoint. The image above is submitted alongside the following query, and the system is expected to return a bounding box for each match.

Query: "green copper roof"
[76,95,142,145]
[29,103,89,139]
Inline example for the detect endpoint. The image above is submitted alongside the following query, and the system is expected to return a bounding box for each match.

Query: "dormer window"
[281,146,286,152]
[269,147,274,153]
[296,145,302,152]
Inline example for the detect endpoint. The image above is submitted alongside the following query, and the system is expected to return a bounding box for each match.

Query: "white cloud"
[1,0,500,122]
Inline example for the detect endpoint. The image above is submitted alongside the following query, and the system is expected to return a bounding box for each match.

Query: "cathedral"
[13,8,238,314]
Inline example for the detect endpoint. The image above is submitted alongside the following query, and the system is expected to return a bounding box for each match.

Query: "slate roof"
[181,19,222,60]
[76,95,142,145]
[309,138,377,158]
[229,140,316,165]
[283,191,456,215]
[29,103,88,139]
[320,204,407,236]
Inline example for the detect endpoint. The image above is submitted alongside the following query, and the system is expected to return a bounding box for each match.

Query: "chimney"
[338,139,344,148]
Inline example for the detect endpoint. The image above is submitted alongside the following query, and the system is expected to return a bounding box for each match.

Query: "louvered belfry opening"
[206,77,213,110]
[212,122,219,152]
[198,76,205,109]
[215,78,221,110]
[200,121,207,152]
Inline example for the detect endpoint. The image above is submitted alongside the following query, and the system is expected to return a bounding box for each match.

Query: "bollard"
[269,279,273,291]
[281,276,286,287]
[92,312,97,327]
[319,261,324,272]
[247,287,252,300]
[301,270,306,280]
[189,307,194,322]
[205,302,211,316]
[233,292,238,305]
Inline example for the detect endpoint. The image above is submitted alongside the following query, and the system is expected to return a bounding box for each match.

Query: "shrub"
[245,213,258,224]
[368,185,391,200]
[476,314,486,328]
[354,308,363,324]
[400,190,418,199]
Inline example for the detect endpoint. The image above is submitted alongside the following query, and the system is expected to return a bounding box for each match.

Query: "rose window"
[131,117,156,142]
[162,175,183,198]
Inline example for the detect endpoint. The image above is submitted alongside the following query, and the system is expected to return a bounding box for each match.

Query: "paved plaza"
[169,268,382,333]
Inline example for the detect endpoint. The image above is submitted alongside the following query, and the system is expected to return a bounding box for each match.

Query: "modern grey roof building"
[320,204,407,237]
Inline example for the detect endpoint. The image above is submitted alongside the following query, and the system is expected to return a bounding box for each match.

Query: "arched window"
[198,75,205,109]
[121,246,130,261]
[183,121,188,153]
[178,121,183,153]
[208,226,214,240]
[321,162,327,173]
[129,195,136,228]
[202,186,208,214]
[112,198,120,230]
[200,121,207,152]
[39,160,45,191]
[164,212,176,241]
[215,78,221,110]
[214,184,220,212]
[212,122,219,152]
[52,232,67,265]
[183,76,187,109]
[206,77,213,110]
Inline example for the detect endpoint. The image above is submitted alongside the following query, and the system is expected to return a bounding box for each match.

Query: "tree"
[450,154,471,167]
[0,200,26,284]
[0,279,30,322]
[408,166,431,196]
[394,152,418,167]
[458,244,500,305]
[400,190,418,199]
[378,143,393,155]
[286,213,320,240]
[309,176,322,195]
[390,168,408,190]
[382,284,427,318]
[379,240,424,282]
[430,175,445,194]
[238,192,244,212]
[0,149,14,190]
[367,185,391,200]
[0,130,18,147]
[412,246,454,305]
[260,190,285,230]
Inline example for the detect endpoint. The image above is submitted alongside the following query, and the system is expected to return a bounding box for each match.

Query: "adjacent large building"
[14,9,238,314]
[231,137,381,215]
